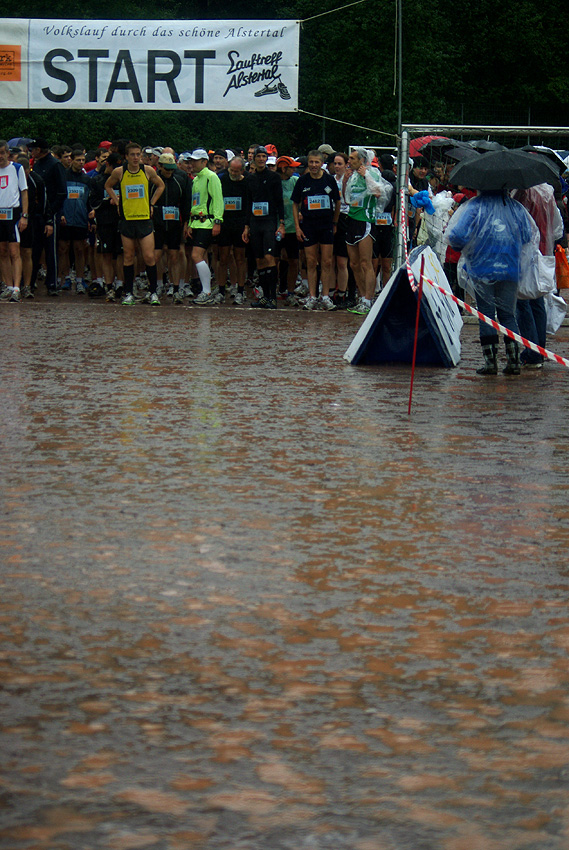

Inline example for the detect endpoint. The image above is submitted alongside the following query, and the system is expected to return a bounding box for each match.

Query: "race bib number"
[375,213,392,226]
[126,184,145,200]
[224,197,242,212]
[0,208,13,220]
[162,206,180,221]
[192,192,201,207]
[351,194,365,208]
[252,201,269,217]
[307,194,330,211]
[67,185,84,200]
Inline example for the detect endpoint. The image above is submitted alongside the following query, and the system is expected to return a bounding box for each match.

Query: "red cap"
[276,155,301,168]
[265,143,278,157]
[99,140,112,149]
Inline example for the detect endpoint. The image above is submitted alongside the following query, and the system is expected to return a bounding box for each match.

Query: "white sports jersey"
[0,162,27,209]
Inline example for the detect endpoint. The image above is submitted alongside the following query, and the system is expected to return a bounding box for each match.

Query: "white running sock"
[196,261,211,294]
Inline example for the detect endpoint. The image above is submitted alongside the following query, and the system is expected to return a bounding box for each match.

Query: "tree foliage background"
[3,0,569,153]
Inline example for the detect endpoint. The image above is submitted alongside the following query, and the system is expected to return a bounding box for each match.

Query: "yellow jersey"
[119,166,151,221]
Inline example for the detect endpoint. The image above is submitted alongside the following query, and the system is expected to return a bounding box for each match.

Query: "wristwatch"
[214,219,222,225]
[21,213,29,218]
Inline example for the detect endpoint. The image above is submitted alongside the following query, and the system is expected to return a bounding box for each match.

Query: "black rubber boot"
[503,339,521,375]
[476,341,498,375]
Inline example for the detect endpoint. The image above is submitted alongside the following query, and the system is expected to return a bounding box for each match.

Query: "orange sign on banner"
[0,45,21,81]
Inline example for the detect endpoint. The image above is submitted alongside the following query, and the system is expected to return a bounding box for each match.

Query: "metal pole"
[397,0,402,136]
[394,129,408,269]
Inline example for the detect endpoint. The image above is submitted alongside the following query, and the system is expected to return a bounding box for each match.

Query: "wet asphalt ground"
[2,292,569,850]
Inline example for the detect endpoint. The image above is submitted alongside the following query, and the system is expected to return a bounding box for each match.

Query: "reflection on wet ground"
[2,301,569,849]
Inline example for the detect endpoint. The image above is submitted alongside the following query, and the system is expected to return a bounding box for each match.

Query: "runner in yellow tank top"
[118,167,151,221]
[105,142,164,306]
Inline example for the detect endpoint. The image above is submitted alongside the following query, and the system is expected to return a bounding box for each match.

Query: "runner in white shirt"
[0,140,28,302]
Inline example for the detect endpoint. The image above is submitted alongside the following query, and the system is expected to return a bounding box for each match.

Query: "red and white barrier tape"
[398,187,569,369]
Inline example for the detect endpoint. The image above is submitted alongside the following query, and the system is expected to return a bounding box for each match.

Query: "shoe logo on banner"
[223,49,291,100]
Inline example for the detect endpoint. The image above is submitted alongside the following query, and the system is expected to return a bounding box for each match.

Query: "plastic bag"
[545,292,567,334]
[518,248,556,300]
[421,191,454,263]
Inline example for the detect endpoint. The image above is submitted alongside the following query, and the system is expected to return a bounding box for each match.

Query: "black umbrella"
[444,146,480,162]
[520,145,567,173]
[419,138,473,163]
[449,148,560,191]
[468,140,507,153]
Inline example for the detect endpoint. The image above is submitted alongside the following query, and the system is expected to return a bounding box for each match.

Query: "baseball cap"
[254,145,268,157]
[152,146,164,157]
[142,146,153,155]
[276,155,301,168]
[99,140,113,149]
[158,152,177,169]
[318,143,335,155]
[267,156,277,165]
[190,148,209,160]
[32,138,49,150]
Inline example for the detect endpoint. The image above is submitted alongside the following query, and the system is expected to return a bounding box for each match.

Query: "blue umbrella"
[8,137,34,149]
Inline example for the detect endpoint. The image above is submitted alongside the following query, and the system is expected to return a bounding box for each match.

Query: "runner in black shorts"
[291,149,340,310]
[243,146,285,309]
[219,156,251,304]
[105,142,164,306]
[152,152,190,303]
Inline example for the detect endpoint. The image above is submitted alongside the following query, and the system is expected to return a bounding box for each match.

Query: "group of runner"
[0,137,396,314]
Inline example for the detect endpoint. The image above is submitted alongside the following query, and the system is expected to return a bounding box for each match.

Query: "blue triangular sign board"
[343,245,463,367]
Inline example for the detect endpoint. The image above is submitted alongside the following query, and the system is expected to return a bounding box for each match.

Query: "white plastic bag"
[518,251,557,300]
[420,191,454,263]
[545,292,567,334]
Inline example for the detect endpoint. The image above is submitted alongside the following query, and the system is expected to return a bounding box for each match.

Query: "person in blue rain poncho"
[446,190,535,375]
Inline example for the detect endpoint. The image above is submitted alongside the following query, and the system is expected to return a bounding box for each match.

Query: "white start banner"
[0,19,299,111]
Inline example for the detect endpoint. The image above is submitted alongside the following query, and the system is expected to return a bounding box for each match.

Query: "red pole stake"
[408,255,425,415]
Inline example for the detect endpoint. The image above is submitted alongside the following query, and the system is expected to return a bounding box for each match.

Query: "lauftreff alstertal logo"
[223,49,290,100]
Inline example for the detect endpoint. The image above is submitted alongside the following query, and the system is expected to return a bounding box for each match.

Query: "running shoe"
[194,291,215,306]
[303,296,318,311]
[278,81,291,100]
[320,295,336,311]
[149,292,160,306]
[122,293,136,306]
[172,291,185,305]
[75,279,87,295]
[251,297,275,309]
[234,292,247,306]
[347,299,371,315]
